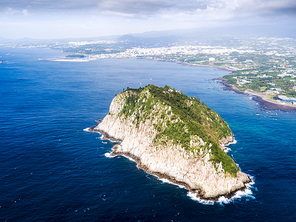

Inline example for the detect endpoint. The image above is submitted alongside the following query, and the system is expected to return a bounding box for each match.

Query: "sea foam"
[223,138,237,153]
[229,138,237,145]
[104,153,115,158]
[187,175,255,205]
[104,150,256,205]
[159,178,185,189]
[224,147,232,153]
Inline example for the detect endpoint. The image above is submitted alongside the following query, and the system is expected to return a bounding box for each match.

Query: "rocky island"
[90,84,251,200]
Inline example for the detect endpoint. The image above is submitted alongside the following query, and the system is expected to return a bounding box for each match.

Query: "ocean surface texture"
[1,48,296,221]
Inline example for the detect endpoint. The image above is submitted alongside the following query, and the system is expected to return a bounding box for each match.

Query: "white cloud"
[5,7,20,15]
[22,9,29,16]
[5,7,29,16]
[0,0,296,39]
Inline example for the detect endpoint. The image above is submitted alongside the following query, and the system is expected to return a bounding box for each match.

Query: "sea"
[1,48,296,221]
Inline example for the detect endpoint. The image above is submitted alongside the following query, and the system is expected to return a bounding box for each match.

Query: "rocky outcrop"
[92,85,251,200]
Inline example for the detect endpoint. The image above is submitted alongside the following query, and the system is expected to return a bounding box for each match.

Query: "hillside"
[91,84,251,200]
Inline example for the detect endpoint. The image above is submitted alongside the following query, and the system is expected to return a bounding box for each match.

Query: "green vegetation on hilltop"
[117,84,239,176]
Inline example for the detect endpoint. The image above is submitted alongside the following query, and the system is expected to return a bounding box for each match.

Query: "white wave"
[223,138,237,153]
[159,178,185,189]
[188,178,256,205]
[222,187,255,204]
[187,192,215,205]
[247,175,256,186]
[104,152,115,158]
[111,151,256,205]
[229,139,237,145]
[224,147,232,153]
[83,128,103,137]
[125,155,136,162]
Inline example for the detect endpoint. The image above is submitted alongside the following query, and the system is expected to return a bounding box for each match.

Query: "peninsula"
[222,73,296,111]
[90,85,251,200]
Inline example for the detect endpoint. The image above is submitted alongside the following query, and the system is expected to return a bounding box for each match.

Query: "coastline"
[110,147,252,201]
[85,125,122,142]
[219,78,296,111]
[87,124,252,201]
[145,58,296,112]
[180,62,233,72]
[47,52,295,112]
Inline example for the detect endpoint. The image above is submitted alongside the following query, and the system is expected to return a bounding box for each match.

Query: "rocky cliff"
[92,85,251,200]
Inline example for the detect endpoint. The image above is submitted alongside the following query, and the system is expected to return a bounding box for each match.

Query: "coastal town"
[54,36,296,109]
[2,36,296,108]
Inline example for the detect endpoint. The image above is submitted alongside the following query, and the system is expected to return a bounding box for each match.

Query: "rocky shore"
[111,142,251,201]
[91,116,251,200]
[87,125,122,142]
[89,86,252,200]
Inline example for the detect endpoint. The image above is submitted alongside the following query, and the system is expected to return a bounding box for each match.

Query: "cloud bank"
[1,0,296,39]
[2,0,296,16]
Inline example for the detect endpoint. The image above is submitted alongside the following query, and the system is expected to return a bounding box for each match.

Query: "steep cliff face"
[93,85,251,200]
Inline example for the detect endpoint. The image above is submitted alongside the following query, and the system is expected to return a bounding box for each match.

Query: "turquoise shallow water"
[1,48,296,221]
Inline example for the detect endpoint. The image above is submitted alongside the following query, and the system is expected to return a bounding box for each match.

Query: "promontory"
[90,84,251,200]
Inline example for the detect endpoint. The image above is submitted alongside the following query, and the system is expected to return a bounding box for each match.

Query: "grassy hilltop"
[115,84,239,176]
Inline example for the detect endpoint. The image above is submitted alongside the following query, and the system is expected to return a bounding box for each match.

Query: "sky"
[1,0,296,39]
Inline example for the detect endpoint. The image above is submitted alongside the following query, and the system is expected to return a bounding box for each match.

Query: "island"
[88,84,251,200]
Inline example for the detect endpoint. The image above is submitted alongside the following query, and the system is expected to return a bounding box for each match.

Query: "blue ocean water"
[1,48,296,221]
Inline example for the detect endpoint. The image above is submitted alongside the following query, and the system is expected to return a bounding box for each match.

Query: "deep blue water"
[1,48,296,221]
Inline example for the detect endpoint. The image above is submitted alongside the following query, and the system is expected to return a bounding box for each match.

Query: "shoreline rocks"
[110,148,252,201]
[89,122,252,200]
